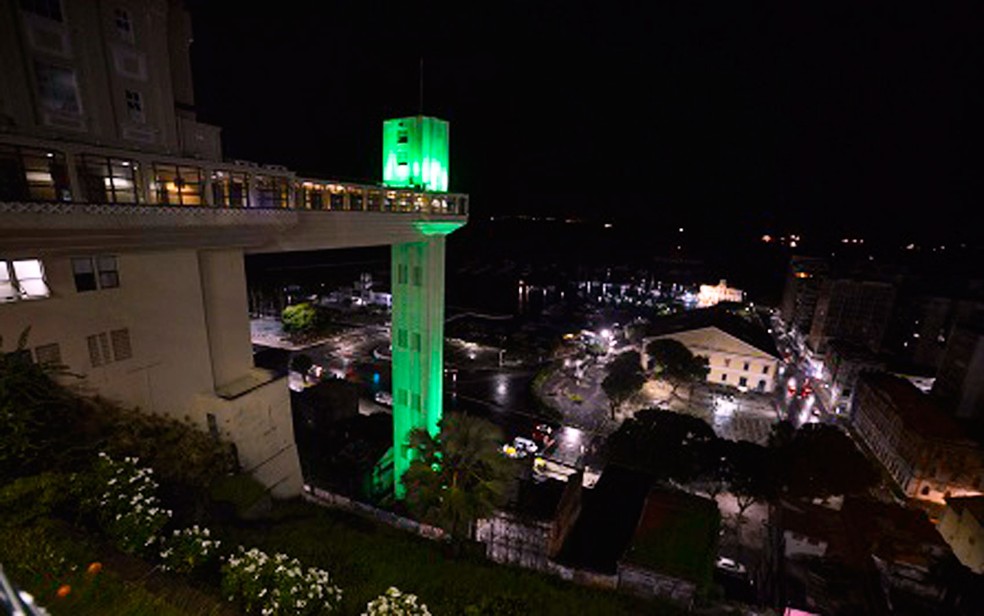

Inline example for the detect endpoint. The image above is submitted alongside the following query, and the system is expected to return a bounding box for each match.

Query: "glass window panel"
[13,259,43,280]
[35,62,80,114]
[0,261,16,301]
[13,259,49,299]
[72,257,97,292]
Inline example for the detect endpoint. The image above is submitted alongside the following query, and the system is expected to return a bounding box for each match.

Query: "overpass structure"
[0,0,466,497]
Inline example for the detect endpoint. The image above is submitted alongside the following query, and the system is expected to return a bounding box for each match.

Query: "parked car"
[715,556,747,575]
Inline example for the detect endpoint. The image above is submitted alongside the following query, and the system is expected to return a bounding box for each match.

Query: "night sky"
[187,2,982,244]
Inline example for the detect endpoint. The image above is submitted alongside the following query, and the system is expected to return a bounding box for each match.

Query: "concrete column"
[390,221,463,497]
[198,248,254,389]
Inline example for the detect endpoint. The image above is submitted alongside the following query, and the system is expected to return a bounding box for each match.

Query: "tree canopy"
[607,408,717,483]
[644,338,709,390]
[403,413,515,540]
[281,302,318,335]
[601,351,646,418]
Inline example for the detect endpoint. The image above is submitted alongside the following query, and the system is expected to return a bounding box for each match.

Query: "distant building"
[617,489,719,606]
[643,307,781,393]
[933,324,984,420]
[475,475,582,572]
[807,277,896,356]
[697,279,743,308]
[825,340,885,415]
[852,374,984,503]
[780,256,829,338]
[937,496,984,574]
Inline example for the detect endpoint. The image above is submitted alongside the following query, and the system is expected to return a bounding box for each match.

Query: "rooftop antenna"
[418,56,424,116]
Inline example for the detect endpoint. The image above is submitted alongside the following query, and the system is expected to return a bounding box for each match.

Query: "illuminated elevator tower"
[384,116,461,497]
[382,116,450,192]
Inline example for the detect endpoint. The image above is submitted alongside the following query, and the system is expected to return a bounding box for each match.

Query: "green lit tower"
[384,116,461,498]
[382,116,450,192]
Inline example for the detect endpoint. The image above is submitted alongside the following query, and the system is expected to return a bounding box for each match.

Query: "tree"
[0,329,82,481]
[607,408,718,483]
[403,413,514,543]
[281,302,317,335]
[718,440,775,520]
[644,338,710,398]
[601,350,646,419]
[776,423,877,499]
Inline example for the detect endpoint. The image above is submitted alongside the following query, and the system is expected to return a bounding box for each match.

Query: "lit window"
[125,89,144,123]
[77,155,142,204]
[0,261,17,302]
[0,144,71,201]
[1,259,50,301]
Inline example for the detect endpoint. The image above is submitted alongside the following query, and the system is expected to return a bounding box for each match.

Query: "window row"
[719,374,768,391]
[1,143,468,213]
[720,357,770,375]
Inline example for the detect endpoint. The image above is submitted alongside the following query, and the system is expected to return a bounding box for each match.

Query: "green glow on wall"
[414,221,464,236]
[382,116,450,192]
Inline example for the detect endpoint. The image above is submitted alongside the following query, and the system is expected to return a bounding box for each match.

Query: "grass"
[0,520,231,616]
[213,499,682,615]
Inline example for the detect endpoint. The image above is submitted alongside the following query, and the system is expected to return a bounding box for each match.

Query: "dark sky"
[187,2,983,244]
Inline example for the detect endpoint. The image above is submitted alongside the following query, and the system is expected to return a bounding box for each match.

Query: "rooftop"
[620,489,719,585]
[860,373,970,441]
[646,306,780,358]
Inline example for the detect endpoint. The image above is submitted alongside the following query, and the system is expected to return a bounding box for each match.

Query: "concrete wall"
[938,504,984,574]
[0,248,303,497]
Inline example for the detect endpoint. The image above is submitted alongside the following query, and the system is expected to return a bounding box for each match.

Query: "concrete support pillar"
[391,221,462,497]
[198,248,254,389]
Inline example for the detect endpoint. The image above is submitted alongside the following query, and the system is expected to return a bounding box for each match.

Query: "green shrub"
[282,303,318,335]
[0,472,73,527]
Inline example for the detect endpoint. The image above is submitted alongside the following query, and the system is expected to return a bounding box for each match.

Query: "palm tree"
[402,413,514,543]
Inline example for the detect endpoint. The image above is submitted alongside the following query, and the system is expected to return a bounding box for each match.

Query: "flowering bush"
[221,547,342,615]
[363,587,431,616]
[81,452,171,554]
[159,525,221,574]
